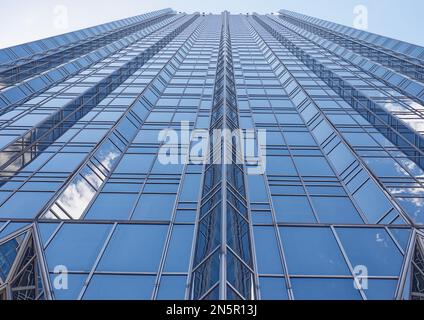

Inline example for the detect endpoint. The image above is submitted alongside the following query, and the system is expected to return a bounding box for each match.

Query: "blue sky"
[1,0,423,49]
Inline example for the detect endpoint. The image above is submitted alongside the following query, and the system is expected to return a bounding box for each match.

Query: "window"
[146,112,173,122]
[279,227,350,275]
[266,156,297,176]
[272,196,316,223]
[179,174,201,202]
[276,113,303,125]
[291,278,362,300]
[294,157,335,177]
[151,159,184,175]
[396,198,424,224]
[365,279,398,300]
[85,193,138,220]
[0,192,54,219]
[327,143,355,174]
[311,196,363,224]
[157,276,187,300]
[247,175,268,203]
[266,131,285,146]
[45,224,111,272]
[132,194,176,221]
[164,225,195,272]
[114,154,155,174]
[50,274,87,300]
[353,180,392,223]
[97,224,168,273]
[253,227,284,275]
[41,153,87,173]
[259,277,289,300]
[284,132,316,146]
[364,158,409,178]
[37,223,59,246]
[71,129,108,143]
[336,227,403,276]
[389,228,411,251]
[83,275,156,300]
[343,132,378,147]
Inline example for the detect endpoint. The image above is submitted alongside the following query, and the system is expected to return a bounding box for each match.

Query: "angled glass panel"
[336,227,403,277]
[280,227,351,276]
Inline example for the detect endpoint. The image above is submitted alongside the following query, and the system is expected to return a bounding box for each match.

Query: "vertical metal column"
[190,12,256,300]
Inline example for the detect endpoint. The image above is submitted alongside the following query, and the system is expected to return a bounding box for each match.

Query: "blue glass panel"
[0,192,54,219]
[280,227,350,275]
[273,195,316,223]
[85,193,138,220]
[284,131,316,146]
[37,223,59,246]
[164,225,195,272]
[132,194,176,221]
[253,227,284,274]
[50,273,88,300]
[389,228,411,251]
[247,175,269,203]
[294,157,335,176]
[259,277,289,300]
[397,198,424,224]
[157,276,187,300]
[353,181,392,223]
[311,196,363,224]
[179,174,201,202]
[266,156,296,176]
[336,228,403,276]
[41,153,86,173]
[365,279,398,300]
[97,224,168,272]
[114,154,156,174]
[291,278,362,300]
[45,224,111,272]
[83,275,155,300]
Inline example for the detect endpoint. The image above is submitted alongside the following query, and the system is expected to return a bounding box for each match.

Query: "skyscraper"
[0,7,423,300]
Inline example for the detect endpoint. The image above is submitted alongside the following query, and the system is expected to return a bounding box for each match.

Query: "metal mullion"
[186,24,222,300]
[226,281,247,300]
[226,245,255,275]
[198,282,220,300]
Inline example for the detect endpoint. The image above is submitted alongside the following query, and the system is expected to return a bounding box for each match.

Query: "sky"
[0,0,423,49]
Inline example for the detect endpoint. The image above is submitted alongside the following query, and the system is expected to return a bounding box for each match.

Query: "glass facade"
[0,8,424,300]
